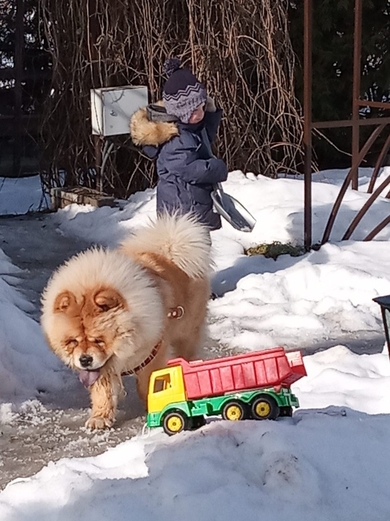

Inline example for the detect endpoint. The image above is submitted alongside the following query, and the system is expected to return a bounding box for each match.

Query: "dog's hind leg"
[85,372,122,429]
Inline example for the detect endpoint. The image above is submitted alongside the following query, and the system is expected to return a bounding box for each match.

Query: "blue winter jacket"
[130,104,228,230]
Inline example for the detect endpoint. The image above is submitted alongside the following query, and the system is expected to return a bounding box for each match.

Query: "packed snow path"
[0,214,148,488]
[0,213,232,489]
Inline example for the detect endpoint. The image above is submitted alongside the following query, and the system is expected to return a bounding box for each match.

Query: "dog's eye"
[98,304,110,312]
[90,338,105,347]
[65,339,79,349]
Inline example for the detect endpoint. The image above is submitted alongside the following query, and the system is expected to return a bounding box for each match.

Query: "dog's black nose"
[79,354,93,368]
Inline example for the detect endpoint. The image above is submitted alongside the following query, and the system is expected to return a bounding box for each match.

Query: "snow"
[1,412,390,521]
[0,250,66,399]
[0,175,49,215]
[1,167,390,519]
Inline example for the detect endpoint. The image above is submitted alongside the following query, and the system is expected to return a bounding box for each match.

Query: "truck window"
[153,374,171,393]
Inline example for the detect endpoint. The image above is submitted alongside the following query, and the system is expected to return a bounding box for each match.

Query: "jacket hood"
[130,103,179,147]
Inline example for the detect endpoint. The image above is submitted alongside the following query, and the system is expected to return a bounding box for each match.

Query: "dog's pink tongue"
[79,369,101,387]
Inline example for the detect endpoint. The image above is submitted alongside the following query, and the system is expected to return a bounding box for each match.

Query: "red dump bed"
[167,347,307,400]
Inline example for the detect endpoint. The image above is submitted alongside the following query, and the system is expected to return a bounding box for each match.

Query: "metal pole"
[351,0,362,190]
[14,0,24,176]
[343,170,390,240]
[322,123,385,244]
[303,0,312,250]
[380,308,390,362]
[88,0,103,192]
[364,214,390,242]
[94,135,103,192]
[367,132,390,194]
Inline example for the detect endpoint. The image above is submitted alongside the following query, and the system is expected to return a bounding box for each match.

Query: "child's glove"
[206,96,217,112]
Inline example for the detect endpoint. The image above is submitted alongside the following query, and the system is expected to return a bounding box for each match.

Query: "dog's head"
[41,249,166,386]
[46,288,131,381]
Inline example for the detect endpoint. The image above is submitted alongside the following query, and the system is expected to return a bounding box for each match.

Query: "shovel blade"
[211,188,256,232]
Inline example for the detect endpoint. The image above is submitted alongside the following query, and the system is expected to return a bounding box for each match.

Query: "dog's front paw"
[85,415,114,430]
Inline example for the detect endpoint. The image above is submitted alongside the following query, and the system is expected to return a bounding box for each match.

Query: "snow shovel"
[211,182,256,232]
[199,127,256,232]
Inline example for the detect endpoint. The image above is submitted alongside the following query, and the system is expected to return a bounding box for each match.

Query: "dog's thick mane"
[41,214,211,340]
[41,248,166,344]
[120,213,212,279]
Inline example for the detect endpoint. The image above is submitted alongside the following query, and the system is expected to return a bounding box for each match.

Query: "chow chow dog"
[41,214,211,429]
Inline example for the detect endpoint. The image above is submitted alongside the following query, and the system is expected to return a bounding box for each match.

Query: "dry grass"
[39,0,305,198]
[245,241,305,260]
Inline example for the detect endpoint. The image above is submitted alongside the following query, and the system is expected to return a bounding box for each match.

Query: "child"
[130,57,228,231]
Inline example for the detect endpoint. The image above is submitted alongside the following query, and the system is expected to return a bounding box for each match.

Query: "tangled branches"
[39,0,304,198]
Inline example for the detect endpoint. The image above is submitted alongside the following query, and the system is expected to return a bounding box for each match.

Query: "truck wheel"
[163,411,188,435]
[251,396,279,420]
[222,400,246,421]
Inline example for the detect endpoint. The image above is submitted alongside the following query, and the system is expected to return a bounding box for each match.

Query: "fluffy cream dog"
[41,214,211,429]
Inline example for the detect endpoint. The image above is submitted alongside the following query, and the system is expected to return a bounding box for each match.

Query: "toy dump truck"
[147,347,307,435]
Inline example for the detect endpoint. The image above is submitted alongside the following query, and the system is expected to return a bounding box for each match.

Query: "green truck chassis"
[147,387,299,435]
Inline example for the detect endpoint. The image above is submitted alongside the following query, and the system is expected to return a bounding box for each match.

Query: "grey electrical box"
[91,85,148,137]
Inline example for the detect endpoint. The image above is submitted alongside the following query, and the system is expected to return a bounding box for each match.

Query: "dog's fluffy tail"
[121,213,212,279]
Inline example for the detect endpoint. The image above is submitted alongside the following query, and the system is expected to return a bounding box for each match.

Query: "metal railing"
[303,0,390,249]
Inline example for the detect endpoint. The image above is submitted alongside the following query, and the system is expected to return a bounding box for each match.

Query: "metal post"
[94,135,103,192]
[14,0,24,176]
[303,0,312,250]
[351,0,362,190]
[373,296,390,362]
[381,307,390,362]
[88,0,103,192]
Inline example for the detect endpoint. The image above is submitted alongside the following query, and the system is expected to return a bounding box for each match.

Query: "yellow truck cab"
[148,365,186,414]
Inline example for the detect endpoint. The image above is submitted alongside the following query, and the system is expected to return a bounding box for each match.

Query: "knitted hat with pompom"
[162,57,207,124]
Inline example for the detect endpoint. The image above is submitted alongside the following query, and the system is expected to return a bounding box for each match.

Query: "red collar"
[122,340,162,376]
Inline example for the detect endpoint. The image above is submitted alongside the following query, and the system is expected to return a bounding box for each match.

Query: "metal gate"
[303,0,390,248]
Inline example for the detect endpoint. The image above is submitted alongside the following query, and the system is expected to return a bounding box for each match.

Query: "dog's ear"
[53,291,77,314]
[94,288,126,312]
